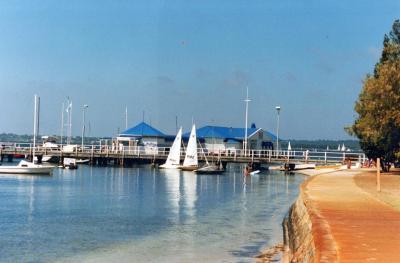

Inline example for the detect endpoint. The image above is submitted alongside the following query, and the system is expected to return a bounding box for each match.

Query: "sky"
[0,0,398,139]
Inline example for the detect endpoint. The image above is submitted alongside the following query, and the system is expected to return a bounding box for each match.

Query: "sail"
[165,127,182,166]
[183,124,198,167]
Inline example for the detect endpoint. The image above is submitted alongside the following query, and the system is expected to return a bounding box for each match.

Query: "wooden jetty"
[0,143,366,168]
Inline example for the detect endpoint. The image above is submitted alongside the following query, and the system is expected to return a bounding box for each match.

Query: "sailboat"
[180,124,198,171]
[194,138,224,174]
[341,144,346,151]
[160,127,183,169]
[0,95,54,175]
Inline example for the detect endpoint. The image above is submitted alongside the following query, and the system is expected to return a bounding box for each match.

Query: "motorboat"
[76,159,90,164]
[63,158,78,169]
[0,95,54,175]
[0,160,53,175]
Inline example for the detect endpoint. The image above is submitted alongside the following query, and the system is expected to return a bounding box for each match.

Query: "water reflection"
[161,169,181,222]
[182,172,197,220]
[0,164,305,263]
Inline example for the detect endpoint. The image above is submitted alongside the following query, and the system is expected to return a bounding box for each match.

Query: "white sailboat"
[341,144,346,151]
[160,127,183,169]
[0,95,54,175]
[180,124,198,171]
[194,138,224,174]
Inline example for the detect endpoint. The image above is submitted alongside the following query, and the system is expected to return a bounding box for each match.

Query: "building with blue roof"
[115,122,276,155]
[183,124,276,154]
[116,122,173,154]
[119,122,166,138]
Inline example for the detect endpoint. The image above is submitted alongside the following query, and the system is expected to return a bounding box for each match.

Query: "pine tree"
[349,19,400,171]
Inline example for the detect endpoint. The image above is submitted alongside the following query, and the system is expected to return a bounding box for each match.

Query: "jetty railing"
[0,143,366,164]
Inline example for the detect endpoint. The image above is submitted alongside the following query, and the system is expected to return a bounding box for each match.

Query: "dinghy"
[180,124,198,171]
[160,128,182,169]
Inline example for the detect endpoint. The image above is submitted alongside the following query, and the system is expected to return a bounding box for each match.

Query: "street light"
[244,87,251,157]
[275,106,281,157]
[81,104,89,150]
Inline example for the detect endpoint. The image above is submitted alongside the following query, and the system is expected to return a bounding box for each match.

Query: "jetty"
[0,143,366,167]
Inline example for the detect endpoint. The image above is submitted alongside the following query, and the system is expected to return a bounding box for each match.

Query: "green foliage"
[350,20,400,167]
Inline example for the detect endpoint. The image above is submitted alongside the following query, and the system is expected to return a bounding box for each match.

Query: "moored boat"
[0,160,53,175]
[0,95,54,175]
[160,127,183,169]
[180,124,199,171]
[194,163,224,174]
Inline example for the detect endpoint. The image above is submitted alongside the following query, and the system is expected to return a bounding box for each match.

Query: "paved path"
[304,170,400,262]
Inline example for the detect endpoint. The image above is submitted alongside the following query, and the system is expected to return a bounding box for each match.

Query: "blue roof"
[264,131,278,141]
[119,122,166,137]
[183,125,266,140]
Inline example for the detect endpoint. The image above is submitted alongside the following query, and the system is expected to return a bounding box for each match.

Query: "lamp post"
[81,104,89,150]
[275,106,281,157]
[244,87,251,157]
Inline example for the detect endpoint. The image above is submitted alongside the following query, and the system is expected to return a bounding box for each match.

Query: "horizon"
[0,1,398,139]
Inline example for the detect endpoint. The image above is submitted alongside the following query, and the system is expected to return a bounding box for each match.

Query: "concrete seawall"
[283,174,338,263]
[283,193,315,262]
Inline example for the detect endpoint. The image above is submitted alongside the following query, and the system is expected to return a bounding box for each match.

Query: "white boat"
[269,163,315,171]
[34,155,53,163]
[180,124,198,171]
[63,158,78,169]
[193,127,225,174]
[293,163,316,170]
[194,162,224,174]
[160,127,182,169]
[0,160,54,175]
[0,95,54,175]
[76,159,90,164]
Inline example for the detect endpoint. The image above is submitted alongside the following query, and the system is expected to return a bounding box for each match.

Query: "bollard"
[377,158,381,192]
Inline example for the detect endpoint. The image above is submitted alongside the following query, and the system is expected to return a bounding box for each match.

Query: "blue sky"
[0,0,398,139]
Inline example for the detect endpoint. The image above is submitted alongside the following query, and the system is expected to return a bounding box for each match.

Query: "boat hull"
[194,169,224,174]
[159,164,182,169]
[194,164,224,174]
[0,166,53,175]
[180,166,198,171]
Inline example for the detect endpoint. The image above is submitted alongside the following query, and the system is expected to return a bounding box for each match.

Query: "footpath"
[301,169,400,262]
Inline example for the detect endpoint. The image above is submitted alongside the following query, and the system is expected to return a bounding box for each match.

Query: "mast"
[60,102,64,145]
[66,99,72,144]
[125,107,128,130]
[69,101,72,144]
[33,95,39,162]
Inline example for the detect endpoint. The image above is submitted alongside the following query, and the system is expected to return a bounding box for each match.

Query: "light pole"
[81,104,89,150]
[244,87,251,157]
[275,106,281,157]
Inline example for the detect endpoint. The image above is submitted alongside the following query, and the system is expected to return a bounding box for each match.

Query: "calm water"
[0,163,304,263]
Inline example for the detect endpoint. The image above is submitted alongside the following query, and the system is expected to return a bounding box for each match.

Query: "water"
[0,164,304,263]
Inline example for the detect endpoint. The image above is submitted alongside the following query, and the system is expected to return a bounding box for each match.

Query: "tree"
[349,20,400,171]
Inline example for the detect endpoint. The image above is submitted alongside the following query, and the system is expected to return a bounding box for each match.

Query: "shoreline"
[274,167,400,262]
